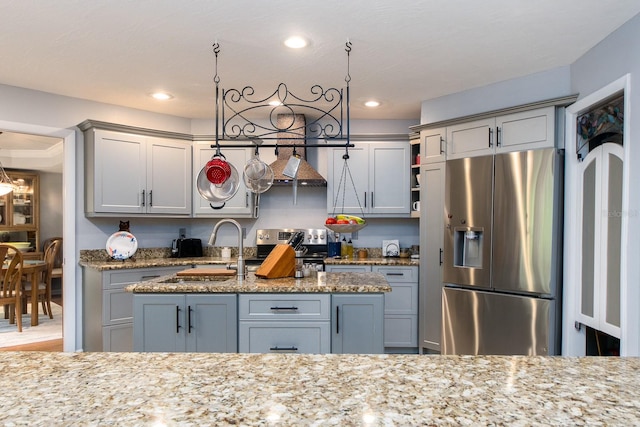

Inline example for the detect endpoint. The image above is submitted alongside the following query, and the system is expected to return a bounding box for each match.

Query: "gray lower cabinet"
[373,266,419,351]
[133,293,237,353]
[326,264,418,352]
[238,294,331,354]
[83,266,183,352]
[331,294,384,354]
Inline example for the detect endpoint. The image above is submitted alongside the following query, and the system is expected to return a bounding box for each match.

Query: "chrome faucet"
[208,218,245,280]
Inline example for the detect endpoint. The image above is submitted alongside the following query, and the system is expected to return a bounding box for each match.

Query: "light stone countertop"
[126,271,392,294]
[324,256,419,266]
[1,352,638,426]
[79,256,233,271]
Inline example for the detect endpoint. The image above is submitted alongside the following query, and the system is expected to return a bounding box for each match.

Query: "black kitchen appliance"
[249,228,328,269]
[171,238,203,258]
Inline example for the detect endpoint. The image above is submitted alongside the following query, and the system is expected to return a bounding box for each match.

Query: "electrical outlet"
[179,228,186,238]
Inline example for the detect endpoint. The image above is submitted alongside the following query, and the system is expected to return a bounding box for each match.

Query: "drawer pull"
[386,272,404,276]
[140,275,160,280]
[270,306,299,311]
[269,346,298,352]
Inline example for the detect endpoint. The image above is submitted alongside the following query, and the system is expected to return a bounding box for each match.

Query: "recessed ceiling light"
[364,100,381,108]
[284,36,308,49]
[151,92,173,100]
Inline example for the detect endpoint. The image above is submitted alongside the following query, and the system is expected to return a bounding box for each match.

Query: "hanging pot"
[205,154,232,185]
[197,159,240,204]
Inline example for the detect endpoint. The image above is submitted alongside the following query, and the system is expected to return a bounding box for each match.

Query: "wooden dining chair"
[24,238,60,319]
[43,237,63,291]
[0,244,25,332]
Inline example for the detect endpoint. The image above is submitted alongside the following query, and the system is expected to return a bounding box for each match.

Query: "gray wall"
[39,171,63,247]
[420,65,572,125]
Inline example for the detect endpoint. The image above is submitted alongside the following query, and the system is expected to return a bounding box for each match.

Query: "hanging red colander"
[205,154,232,184]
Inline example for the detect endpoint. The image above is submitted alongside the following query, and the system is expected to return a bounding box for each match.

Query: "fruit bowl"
[324,223,367,233]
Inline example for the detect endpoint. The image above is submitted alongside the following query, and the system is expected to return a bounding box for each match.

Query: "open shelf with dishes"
[410,134,421,218]
[0,171,40,256]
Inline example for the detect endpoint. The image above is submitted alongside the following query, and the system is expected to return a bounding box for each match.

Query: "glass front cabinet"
[0,171,40,255]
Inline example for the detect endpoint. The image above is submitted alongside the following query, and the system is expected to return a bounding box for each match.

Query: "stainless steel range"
[253,228,328,268]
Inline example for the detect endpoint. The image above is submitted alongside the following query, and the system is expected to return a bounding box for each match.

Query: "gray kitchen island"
[128,271,391,354]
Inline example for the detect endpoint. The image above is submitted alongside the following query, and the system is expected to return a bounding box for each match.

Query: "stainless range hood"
[269,114,327,187]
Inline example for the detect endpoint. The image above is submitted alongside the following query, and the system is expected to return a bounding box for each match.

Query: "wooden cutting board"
[254,244,295,279]
[176,268,236,277]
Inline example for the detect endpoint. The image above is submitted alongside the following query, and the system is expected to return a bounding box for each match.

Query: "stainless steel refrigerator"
[441,148,563,355]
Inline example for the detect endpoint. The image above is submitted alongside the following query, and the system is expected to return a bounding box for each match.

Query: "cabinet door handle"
[149,190,153,207]
[496,127,502,147]
[246,192,249,208]
[336,306,340,334]
[176,306,181,333]
[370,192,374,208]
[439,137,444,154]
[439,248,443,266]
[364,192,367,208]
[270,306,299,311]
[188,305,193,333]
[269,346,298,352]
[488,128,493,148]
[141,190,146,207]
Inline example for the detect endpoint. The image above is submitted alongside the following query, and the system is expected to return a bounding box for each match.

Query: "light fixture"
[284,36,308,49]
[364,100,380,108]
[0,160,16,196]
[150,92,173,100]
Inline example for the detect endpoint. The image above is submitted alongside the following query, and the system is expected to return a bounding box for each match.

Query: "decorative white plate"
[106,231,138,260]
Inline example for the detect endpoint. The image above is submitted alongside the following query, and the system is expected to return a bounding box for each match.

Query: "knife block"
[255,244,295,279]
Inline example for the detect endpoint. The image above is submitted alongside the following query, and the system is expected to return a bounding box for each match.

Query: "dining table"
[2,259,47,326]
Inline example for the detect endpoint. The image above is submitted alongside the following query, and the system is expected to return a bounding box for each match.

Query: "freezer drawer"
[441,287,557,355]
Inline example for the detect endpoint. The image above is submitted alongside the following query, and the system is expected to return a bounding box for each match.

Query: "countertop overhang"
[126,271,391,293]
[1,352,638,425]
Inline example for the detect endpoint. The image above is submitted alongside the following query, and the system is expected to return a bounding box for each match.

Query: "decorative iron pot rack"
[209,41,355,155]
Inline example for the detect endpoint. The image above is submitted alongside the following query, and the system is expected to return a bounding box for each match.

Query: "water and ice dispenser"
[453,228,483,268]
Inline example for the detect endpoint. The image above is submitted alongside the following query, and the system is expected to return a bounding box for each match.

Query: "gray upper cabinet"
[327,141,410,216]
[446,106,555,160]
[420,127,446,164]
[84,128,192,216]
[192,142,254,217]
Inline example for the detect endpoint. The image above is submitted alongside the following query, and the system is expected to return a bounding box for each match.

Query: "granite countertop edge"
[1,352,639,425]
[126,271,392,294]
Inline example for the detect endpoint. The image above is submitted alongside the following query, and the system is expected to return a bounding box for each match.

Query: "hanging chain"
[344,40,352,158]
[331,156,365,218]
[213,42,222,156]
[344,40,352,84]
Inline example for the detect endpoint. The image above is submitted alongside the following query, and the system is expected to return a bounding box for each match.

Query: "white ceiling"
[1,0,639,124]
